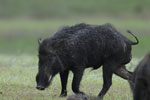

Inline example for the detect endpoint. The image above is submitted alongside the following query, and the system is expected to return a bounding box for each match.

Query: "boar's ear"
[38,38,42,46]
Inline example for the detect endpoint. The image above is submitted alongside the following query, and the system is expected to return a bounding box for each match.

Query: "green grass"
[0,0,150,18]
[0,16,149,100]
[0,55,139,100]
[0,17,150,57]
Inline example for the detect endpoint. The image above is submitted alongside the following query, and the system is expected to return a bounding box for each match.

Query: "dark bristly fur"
[36,23,139,99]
[129,53,150,100]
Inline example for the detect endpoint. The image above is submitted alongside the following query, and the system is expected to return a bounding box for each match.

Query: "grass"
[0,54,140,100]
[0,17,150,57]
[0,16,149,100]
[1,0,150,18]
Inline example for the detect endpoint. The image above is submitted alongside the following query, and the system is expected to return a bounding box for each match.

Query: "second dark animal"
[36,23,139,99]
[129,53,150,100]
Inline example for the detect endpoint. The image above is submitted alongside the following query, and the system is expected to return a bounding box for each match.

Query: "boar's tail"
[127,30,139,45]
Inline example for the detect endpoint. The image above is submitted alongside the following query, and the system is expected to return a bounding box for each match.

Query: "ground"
[0,17,149,100]
[0,54,140,100]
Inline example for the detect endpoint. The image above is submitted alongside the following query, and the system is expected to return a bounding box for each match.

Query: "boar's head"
[36,38,64,90]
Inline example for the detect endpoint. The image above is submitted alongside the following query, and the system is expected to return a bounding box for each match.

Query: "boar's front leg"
[72,68,85,95]
[60,70,69,97]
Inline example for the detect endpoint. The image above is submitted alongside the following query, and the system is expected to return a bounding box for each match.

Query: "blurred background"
[0,1,150,99]
[0,0,150,57]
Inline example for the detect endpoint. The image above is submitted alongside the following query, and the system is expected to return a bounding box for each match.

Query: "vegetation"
[0,55,140,100]
[0,18,149,57]
[0,18,149,99]
[0,0,150,18]
[0,0,149,100]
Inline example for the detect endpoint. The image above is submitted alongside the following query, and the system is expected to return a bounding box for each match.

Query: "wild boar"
[36,23,138,99]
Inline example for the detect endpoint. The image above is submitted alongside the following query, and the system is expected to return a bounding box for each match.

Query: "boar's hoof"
[60,92,67,97]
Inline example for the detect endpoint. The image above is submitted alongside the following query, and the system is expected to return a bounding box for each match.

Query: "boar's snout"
[36,85,45,90]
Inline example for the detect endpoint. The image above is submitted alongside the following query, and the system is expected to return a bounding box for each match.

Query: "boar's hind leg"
[72,68,85,95]
[114,65,133,80]
[59,70,69,97]
[98,63,113,99]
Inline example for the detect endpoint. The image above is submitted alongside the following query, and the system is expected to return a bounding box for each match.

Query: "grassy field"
[1,0,150,19]
[0,54,140,100]
[0,17,150,56]
[0,0,150,99]
[0,17,149,100]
